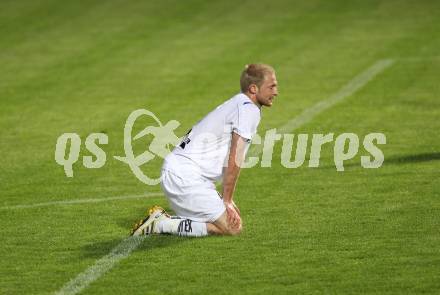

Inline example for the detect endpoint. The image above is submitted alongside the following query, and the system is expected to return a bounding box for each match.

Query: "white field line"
[53,59,395,295]
[1,192,162,210]
[253,58,395,156]
[54,236,146,295]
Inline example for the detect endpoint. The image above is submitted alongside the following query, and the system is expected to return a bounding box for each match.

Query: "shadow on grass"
[82,205,183,259]
[319,152,440,170]
[117,216,144,231]
[137,235,189,251]
[385,152,440,164]
[81,235,188,259]
[81,238,127,259]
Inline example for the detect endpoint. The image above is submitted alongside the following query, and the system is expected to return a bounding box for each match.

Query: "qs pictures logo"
[55,109,387,186]
[54,109,181,185]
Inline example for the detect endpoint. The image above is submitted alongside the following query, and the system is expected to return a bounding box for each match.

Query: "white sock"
[158,217,208,237]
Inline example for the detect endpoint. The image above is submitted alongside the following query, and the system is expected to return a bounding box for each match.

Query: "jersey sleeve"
[232,102,261,141]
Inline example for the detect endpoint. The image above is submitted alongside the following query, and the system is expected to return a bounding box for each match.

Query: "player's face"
[256,73,278,107]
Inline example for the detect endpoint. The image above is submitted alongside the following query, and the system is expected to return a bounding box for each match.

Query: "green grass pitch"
[1,0,440,294]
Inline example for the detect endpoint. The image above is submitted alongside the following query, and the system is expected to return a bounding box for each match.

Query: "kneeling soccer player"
[131,63,278,237]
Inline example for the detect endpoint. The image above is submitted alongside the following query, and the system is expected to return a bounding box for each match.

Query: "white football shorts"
[160,168,226,223]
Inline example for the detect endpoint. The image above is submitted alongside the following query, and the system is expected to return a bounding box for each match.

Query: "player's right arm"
[222,132,248,228]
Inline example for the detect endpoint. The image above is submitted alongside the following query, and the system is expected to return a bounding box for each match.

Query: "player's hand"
[231,200,241,216]
[224,201,241,230]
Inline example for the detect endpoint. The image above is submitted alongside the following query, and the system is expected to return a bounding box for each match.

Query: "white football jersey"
[163,93,261,182]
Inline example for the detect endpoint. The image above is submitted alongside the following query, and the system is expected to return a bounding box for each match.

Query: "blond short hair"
[240,63,275,93]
